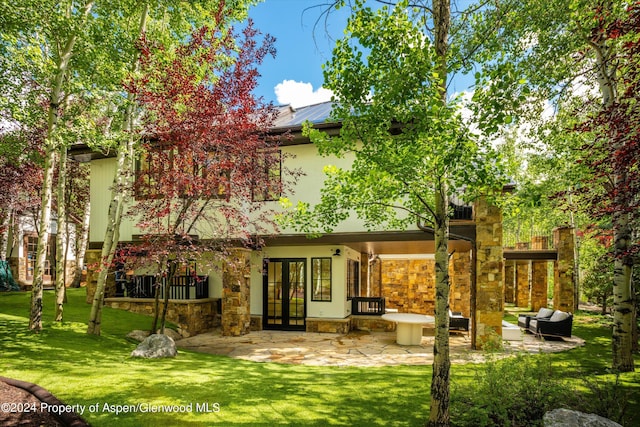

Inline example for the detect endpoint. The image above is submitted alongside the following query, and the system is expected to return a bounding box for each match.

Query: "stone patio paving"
[176,329,585,367]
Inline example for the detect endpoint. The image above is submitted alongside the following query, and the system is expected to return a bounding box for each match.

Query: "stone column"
[553,227,576,313]
[221,248,251,336]
[474,198,504,349]
[515,261,530,308]
[531,261,548,311]
[504,260,515,304]
[449,250,471,317]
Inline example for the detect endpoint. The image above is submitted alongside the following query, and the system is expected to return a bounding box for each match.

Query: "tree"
[292,2,504,425]
[576,2,640,370]
[117,16,283,333]
[85,0,260,336]
[466,0,636,372]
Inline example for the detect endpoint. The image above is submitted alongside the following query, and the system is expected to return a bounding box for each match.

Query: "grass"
[0,289,639,426]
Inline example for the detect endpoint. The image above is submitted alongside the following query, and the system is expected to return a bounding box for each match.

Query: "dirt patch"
[0,377,88,427]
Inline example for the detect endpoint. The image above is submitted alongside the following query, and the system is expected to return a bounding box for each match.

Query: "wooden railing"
[115,275,209,300]
[351,297,385,315]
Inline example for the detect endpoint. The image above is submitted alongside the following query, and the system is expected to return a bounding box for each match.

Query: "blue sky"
[247,1,476,109]
[247,0,351,108]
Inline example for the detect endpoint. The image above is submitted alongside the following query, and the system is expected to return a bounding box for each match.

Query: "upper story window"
[252,149,282,202]
[135,147,229,200]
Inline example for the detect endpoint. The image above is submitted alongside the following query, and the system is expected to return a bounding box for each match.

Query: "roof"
[272,102,335,129]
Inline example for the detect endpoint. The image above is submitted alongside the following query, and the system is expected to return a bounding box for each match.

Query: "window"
[252,149,282,202]
[135,147,229,200]
[311,258,332,301]
[347,259,360,300]
[135,147,173,199]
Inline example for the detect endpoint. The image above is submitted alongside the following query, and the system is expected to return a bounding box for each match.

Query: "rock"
[544,409,622,427]
[127,328,182,342]
[130,334,177,358]
[127,330,150,342]
[159,328,182,341]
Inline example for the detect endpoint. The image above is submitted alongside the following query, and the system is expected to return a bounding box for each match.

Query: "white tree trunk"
[55,147,68,322]
[29,0,95,332]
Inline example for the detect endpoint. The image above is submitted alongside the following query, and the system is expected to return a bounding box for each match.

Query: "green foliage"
[566,372,629,424]
[582,250,614,313]
[451,355,568,427]
[286,1,506,234]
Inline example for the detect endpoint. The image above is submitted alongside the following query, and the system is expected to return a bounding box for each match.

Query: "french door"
[263,259,306,330]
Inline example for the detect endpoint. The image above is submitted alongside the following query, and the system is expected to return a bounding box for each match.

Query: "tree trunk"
[72,198,90,288]
[428,1,451,426]
[30,0,95,332]
[86,150,127,335]
[55,147,68,322]
[429,183,451,427]
[0,207,11,261]
[160,262,178,334]
[30,142,56,332]
[87,3,149,335]
[611,210,635,371]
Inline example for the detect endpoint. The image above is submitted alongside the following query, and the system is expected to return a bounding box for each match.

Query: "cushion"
[536,308,554,319]
[549,310,569,322]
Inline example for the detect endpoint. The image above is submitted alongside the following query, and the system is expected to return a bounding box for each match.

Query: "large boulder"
[131,334,177,358]
[544,409,622,427]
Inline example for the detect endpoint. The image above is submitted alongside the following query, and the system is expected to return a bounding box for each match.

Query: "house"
[72,102,576,346]
[2,212,77,289]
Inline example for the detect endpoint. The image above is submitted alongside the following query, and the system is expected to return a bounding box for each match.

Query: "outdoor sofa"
[528,310,573,340]
[517,307,555,329]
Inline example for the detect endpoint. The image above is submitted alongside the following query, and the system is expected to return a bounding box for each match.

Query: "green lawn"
[0,289,638,426]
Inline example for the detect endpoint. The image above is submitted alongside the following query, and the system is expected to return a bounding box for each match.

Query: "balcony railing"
[351,297,385,315]
[115,275,209,300]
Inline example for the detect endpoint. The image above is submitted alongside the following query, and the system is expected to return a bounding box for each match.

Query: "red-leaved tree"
[121,16,296,332]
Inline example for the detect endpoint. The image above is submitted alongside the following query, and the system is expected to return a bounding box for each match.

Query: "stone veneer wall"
[530,261,548,312]
[104,297,219,337]
[380,252,471,316]
[515,261,530,308]
[449,251,472,316]
[504,261,515,303]
[474,197,504,349]
[553,227,576,312]
[221,249,251,337]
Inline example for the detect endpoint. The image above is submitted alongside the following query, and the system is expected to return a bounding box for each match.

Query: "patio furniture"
[517,307,554,329]
[449,310,469,333]
[528,310,573,340]
[381,313,435,345]
[502,320,522,341]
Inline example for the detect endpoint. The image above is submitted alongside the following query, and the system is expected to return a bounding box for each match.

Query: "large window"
[252,149,282,202]
[135,147,229,200]
[347,259,360,300]
[311,257,332,301]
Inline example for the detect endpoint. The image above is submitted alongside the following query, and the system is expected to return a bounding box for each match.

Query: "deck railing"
[351,297,385,315]
[115,275,209,300]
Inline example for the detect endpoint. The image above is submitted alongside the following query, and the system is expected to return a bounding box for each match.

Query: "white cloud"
[274,80,334,109]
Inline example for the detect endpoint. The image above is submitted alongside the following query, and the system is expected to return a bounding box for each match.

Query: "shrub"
[451,354,569,427]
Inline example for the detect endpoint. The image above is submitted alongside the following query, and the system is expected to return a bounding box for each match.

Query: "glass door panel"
[263,259,306,330]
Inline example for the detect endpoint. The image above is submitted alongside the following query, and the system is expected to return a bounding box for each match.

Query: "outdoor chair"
[449,310,469,333]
